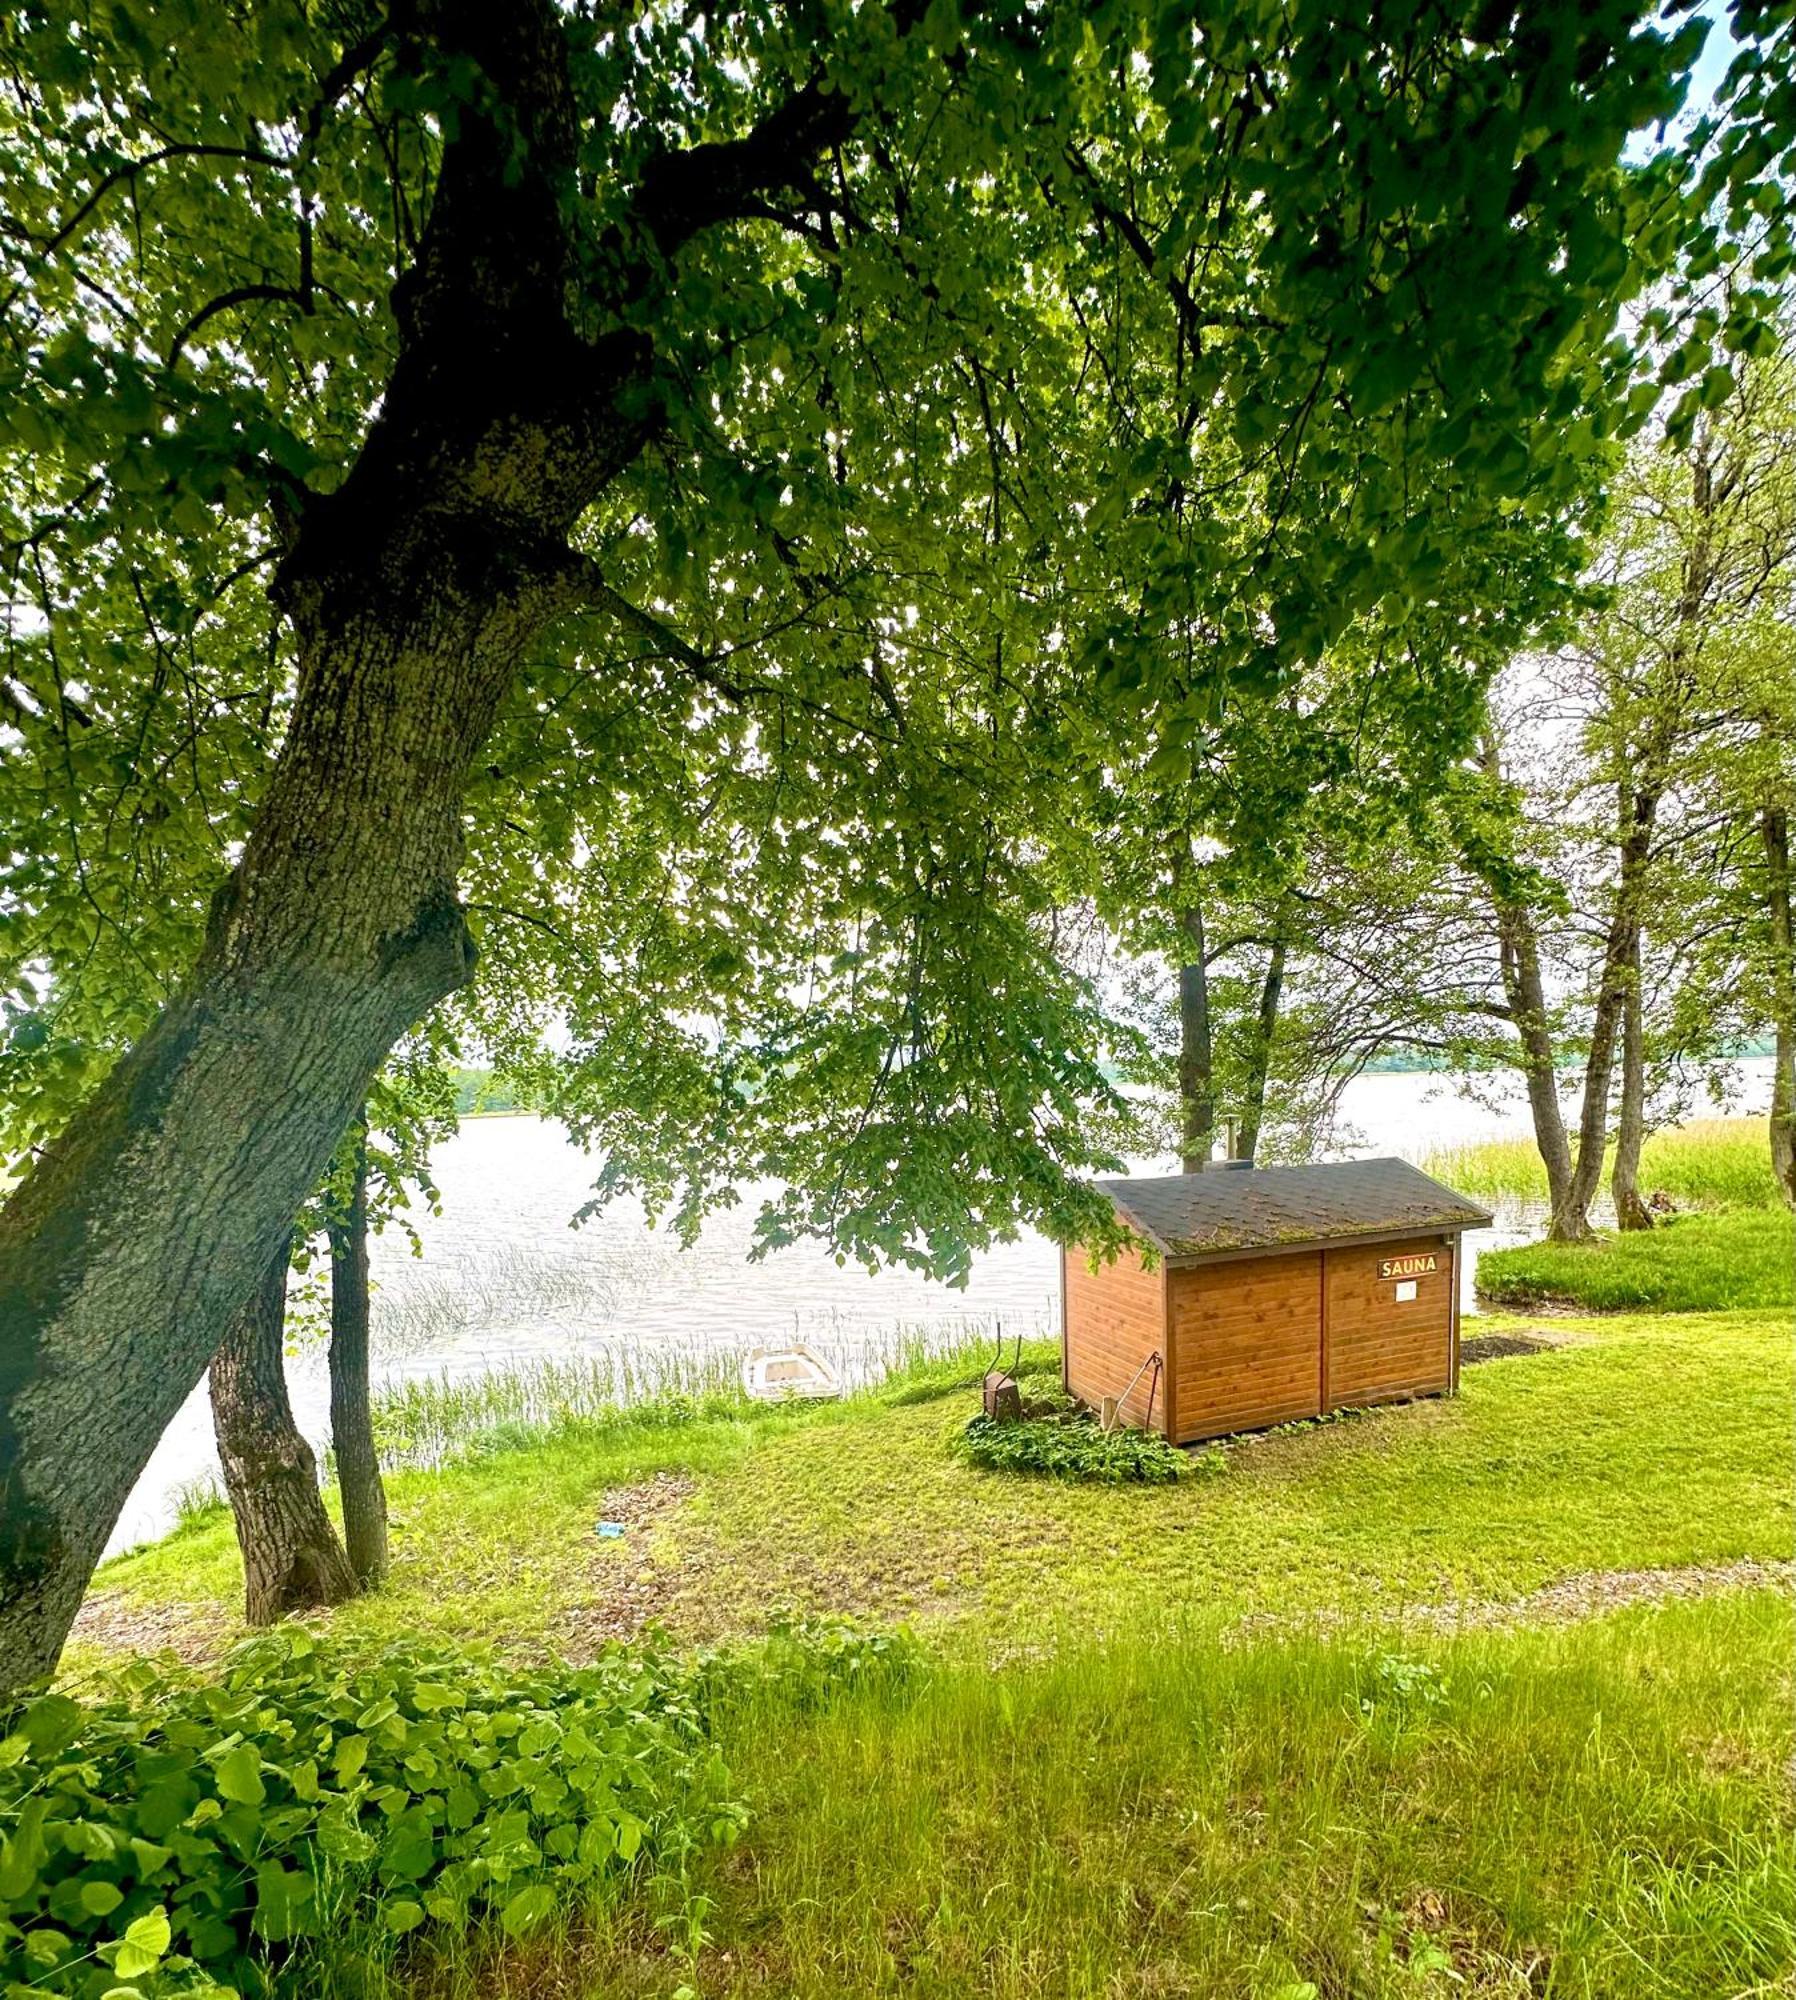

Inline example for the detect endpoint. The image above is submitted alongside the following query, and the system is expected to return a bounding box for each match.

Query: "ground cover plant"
[952,1403,1195,1484]
[0,1631,742,1999]
[1478,1210,1794,1312]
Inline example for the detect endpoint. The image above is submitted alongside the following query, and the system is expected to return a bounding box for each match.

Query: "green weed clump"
[1478,1209,1794,1312]
[0,1629,741,1998]
[953,1405,1197,1484]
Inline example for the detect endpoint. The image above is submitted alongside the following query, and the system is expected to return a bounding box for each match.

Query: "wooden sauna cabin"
[1061,1160,1492,1444]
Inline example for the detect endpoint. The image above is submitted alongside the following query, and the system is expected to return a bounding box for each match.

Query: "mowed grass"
[460,1594,1796,2000]
[72,1316,1796,2000]
[1479,1209,1794,1312]
[1424,1117,1780,1211]
[81,1311,1792,1662]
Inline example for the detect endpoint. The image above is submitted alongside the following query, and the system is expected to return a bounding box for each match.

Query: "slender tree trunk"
[1558,788,1659,1238]
[1763,806,1796,1210]
[1612,927,1654,1229]
[211,1246,359,1624]
[0,2,649,1690]
[1177,903,1215,1172]
[1492,898,1581,1233]
[328,1141,388,1587]
[1235,933,1287,1165]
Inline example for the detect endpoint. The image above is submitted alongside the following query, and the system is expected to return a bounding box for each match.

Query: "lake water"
[110,1058,1778,1553]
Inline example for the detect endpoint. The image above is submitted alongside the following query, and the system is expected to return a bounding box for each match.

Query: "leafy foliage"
[0,1630,743,1997]
[953,1406,1200,1485]
[0,0,1727,1283]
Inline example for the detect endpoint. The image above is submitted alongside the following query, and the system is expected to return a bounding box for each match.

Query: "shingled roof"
[1093,1159,1492,1261]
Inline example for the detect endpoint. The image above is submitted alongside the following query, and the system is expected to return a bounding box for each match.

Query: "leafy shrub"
[952,1408,1198,1484]
[0,1629,743,1998]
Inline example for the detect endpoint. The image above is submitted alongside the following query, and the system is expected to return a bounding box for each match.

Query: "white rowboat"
[742,1344,842,1402]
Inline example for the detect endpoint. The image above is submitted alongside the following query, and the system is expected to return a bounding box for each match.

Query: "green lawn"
[84,1310,1792,1660]
[1478,1209,1794,1312]
[67,1311,1796,2000]
[1425,1118,1782,1210]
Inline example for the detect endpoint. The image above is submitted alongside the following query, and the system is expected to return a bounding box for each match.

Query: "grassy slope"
[1479,1209,1794,1312]
[75,1314,1796,2000]
[84,1312,1792,1661]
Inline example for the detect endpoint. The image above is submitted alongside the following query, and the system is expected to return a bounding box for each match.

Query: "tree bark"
[1557,783,1660,1239]
[1177,903,1215,1172]
[210,1246,359,1624]
[1611,927,1654,1229]
[328,1141,388,1587]
[1763,806,1796,1210]
[0,3,645,1691]
[1491,894,1581,1232]
[1235,932,1288,1165]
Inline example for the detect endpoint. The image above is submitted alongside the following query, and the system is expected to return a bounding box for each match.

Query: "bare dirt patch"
[1416,1557,1796,1631]
[1460,1329,1566,1365]
[67,1588,237,1667]
[555,1472,698,1657]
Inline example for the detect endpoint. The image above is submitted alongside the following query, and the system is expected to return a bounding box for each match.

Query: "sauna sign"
[1378,1252,1439,1280]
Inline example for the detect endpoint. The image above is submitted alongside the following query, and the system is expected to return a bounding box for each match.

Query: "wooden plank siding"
[1323,1236,1454,1409]
[1062,1244,1169,1433]
[1165,1252,1323,1442]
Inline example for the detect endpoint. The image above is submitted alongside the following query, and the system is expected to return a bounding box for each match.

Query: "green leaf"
[0,1797,48,1898]
[214,1743,265,1806]
[112,1907,172,1978]
[382,1898,425,1934]
[21,1692,82,1755]
[501,1882,556,1938]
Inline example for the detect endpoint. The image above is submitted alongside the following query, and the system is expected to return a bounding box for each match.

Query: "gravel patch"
[1237,1558,1794,1644]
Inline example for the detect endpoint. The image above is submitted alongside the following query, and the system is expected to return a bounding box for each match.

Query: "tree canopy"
[0,0,1762,1685]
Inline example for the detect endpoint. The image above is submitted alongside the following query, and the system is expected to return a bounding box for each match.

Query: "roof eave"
[1163,1216,1490,1268]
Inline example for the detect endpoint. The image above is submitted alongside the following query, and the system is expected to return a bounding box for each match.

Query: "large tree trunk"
[1764,806,1796,1211]
[1177,903,1215,1172]
[328,1142,388,1587]
[0,2,646,1691]
[1611,928,1654,1230]
[211,1246,360,1623]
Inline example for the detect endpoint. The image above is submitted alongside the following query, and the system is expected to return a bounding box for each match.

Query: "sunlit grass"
[1425,1117,1781,1211]
[81,1312,1792,1662]
[480,1593,1796,2000]
[1479,1209,1794,1312]
[73,1311,1796,2000]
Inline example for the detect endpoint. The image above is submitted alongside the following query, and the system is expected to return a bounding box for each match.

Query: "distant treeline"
[450,1067,524,1115]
